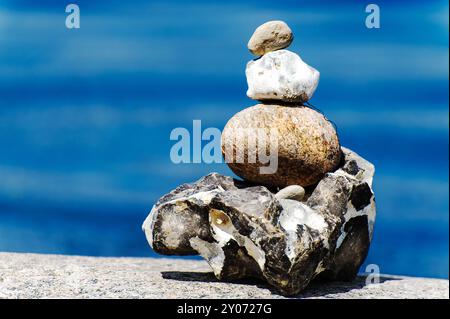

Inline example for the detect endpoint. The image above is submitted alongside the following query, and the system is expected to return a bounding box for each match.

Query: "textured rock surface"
[221,104,341,187]
[144,148,376,295]
[143,174,248,255]
[247,20,293,56]
[1,253,448,299]
[246,50,320,102]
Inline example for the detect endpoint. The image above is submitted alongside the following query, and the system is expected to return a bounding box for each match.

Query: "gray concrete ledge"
[0,252,448,299]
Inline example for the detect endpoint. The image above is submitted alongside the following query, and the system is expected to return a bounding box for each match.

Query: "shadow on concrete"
[162,271,218,283]
[296,275,401,298]
[161,271,267,286]
[161,271,402,298]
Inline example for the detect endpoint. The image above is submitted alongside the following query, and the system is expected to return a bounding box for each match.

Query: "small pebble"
[275,185,305,201]
[247,20,293,56]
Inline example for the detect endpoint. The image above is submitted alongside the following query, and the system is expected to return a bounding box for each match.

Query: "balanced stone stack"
[143,21,377,296]
[223,20,340,188]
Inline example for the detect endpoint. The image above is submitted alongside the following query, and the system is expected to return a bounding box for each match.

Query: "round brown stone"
[247,20,293,56]
[221,104,342,188]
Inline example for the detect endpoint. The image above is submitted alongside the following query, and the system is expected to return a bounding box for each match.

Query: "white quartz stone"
[246,50,320,103]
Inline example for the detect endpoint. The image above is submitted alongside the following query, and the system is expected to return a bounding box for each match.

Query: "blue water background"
[0,0,448,278]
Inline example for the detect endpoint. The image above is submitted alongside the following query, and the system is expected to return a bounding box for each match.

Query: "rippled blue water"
[0,0,448,278]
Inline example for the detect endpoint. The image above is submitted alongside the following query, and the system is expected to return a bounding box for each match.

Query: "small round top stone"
[247,20,294,56]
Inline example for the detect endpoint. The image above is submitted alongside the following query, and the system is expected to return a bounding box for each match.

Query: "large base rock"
[143,147,376,295]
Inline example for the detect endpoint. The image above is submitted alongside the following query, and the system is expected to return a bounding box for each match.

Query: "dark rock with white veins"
[142,174,247,255]
[143,147,376,295]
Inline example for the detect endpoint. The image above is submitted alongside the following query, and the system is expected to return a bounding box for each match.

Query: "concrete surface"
[0,252,448,299]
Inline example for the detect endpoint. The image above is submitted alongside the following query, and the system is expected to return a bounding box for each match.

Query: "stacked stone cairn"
[143,21,377,296]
